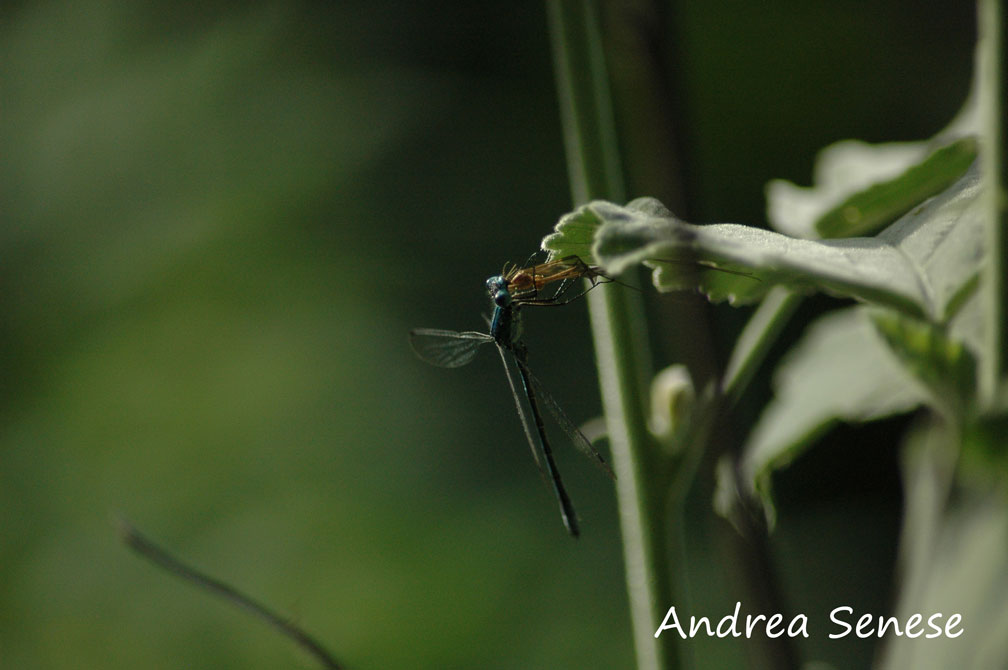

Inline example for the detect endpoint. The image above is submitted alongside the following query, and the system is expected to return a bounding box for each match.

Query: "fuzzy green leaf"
[879,421,1008,670]
[550,164,982,321]
[870,311,978,414]
[541,203,606,264]
[766,137,977,239]
[735,264,984,517]
[737,295,984,517]
[739,307,929,511]
[814,137,978,238]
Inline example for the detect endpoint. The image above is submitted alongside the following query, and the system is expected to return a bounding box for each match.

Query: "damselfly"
[409,257,613,537]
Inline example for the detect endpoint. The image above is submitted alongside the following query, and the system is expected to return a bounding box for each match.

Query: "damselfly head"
[486,275,512,307]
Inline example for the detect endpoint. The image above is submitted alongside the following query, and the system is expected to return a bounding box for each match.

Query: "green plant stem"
[117,518,343,670]
[548,2,679,669]
[721,287,802,406]
[979,0,1008,407]
[549,0,625,205]
[588,277,674,670]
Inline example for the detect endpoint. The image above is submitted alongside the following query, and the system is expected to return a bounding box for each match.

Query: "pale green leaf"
[765,84,977,240]
[870,311,978,415]
[740,307,929,507]
[541,203,605,264]
[562,164,983,320]
[734,260,983,514]
[879,421,1008,670]
[814,137,977,238]
[766,137,977,239]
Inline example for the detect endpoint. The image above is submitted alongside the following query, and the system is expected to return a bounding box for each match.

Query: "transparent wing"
[409,328,493,368]
[493,346,547,476]
[513,357,616,480]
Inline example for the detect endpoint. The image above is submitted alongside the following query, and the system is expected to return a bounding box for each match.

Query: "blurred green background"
[0,2,974,668]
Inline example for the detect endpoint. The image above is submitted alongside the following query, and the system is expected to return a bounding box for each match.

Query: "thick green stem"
[548,2,678,669]
[548,0,625,206]
[979,0,1008,407]
[587,276,674,670]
